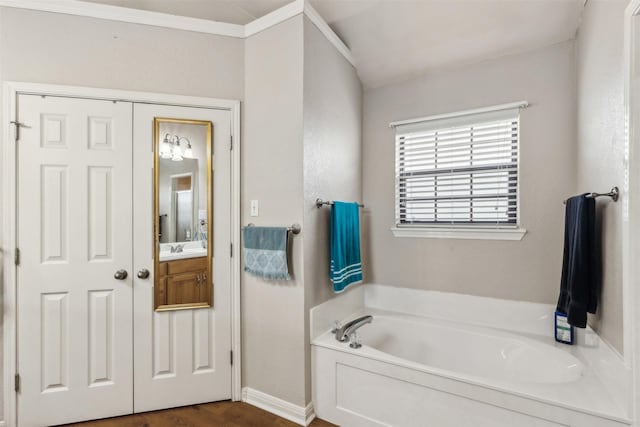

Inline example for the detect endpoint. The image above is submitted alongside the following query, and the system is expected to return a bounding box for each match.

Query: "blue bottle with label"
[555,311,574,345]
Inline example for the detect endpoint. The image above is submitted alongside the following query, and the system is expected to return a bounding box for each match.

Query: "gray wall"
[0,8,244,99]
[0,7,245,421]
[575,0,629,355]
[242,16,307,407]
[242,14,363,408]
[363,41,577,304]
[158,158,199,243]
[302,16,363,402]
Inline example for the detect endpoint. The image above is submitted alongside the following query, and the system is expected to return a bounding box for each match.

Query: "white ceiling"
[82,0,291,24]
[314,0,584,88]
[82,0,585,88]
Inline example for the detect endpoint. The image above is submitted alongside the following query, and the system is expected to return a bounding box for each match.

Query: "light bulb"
[171,140,183,161]
[178,137,193,159]
[160,134,172,158]
[184,143,193,159]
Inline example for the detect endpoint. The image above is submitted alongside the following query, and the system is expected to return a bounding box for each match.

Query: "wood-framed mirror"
[153,117,213,311]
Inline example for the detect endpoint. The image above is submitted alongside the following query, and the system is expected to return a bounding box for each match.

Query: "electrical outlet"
[250,200,259,217]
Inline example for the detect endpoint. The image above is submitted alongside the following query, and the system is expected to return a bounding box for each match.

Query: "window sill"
[390,226,527,241]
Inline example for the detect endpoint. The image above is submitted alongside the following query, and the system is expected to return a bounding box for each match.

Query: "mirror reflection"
[157,123,208,262]
[154,117,213,311]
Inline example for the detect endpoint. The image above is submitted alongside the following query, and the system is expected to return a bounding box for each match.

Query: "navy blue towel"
[556,194,599,328]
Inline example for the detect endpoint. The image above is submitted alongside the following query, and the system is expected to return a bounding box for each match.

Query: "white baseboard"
[242,387,315,426]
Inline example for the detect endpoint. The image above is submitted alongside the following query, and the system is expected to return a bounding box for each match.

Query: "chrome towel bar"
[563,186,619,204]
[315,198,364,208]
[246,223,301,235]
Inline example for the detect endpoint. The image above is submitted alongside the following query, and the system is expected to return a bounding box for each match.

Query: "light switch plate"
[250,200,259,217]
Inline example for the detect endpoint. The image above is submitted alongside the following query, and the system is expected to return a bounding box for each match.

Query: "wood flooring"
[67,401,337,427]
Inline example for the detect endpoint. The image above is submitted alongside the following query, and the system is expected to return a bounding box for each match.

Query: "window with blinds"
[394,107,520,227]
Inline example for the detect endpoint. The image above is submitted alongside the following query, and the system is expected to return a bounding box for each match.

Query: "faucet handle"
[348,332,362,349]
[331,321,341,334]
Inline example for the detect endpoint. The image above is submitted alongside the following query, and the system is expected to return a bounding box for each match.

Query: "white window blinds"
[393,105,522,227]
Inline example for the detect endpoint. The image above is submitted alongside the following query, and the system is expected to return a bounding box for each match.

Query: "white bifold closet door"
[16,95,233,426]
[17,95,134,426]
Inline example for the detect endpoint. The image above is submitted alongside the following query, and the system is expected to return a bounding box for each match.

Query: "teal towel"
[330,202,362,292]
[243,227,291,280]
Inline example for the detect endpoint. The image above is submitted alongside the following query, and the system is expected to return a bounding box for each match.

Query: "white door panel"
[17,95,133,426]
[133,104,232,411]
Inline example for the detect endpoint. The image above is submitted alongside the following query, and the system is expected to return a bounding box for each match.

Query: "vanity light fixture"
[160,134,193,161]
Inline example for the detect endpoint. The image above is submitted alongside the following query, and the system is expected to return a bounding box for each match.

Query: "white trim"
[242,387,315,426]
[1,82,243,424]
[242,0,356,67]
[244,0,304,38]
[390,226,527,241]
[0,0,245,37]
[624,1,640,424]
[0,0,356,72]
[3,82,240,110]
[389,101,529,128]
[2,82,18,427]
[305,401,316,426]
[624,0,636,368]
[229,98,242,401]
[302,0,356,67]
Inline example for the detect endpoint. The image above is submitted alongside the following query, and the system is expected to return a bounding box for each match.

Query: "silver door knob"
[137,268,150,279]
[114,269,128,280]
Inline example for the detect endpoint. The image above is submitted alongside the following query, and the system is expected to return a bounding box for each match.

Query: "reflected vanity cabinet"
[156,257,211,308]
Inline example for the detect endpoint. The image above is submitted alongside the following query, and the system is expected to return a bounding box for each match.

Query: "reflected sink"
[159,242,207,262]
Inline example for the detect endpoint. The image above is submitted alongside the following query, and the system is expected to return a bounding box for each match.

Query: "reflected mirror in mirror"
[154,118,213,310]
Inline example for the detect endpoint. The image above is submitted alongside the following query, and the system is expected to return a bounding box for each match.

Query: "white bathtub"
[351,314,583,385]
[311,285,631,427]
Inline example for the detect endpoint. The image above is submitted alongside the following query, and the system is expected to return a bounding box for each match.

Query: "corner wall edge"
[242,387,315,426]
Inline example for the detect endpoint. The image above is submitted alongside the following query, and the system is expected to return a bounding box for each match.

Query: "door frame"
[2,81,242,427]
[624,1,640,424]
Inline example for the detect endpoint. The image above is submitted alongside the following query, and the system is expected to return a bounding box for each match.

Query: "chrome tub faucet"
[333,315,373,348]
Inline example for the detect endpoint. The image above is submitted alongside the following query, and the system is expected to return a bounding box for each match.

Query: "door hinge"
[10,121,27,141]
[14,248,20,266]
[14,374,20,393]
[9,120,22,142]
[230,350,233,366]
[230,135,233,151]
[230,243,233,258]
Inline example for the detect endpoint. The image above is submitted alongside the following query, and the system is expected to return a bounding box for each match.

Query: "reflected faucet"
[170,244,185,253]
[334,315,373,343]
